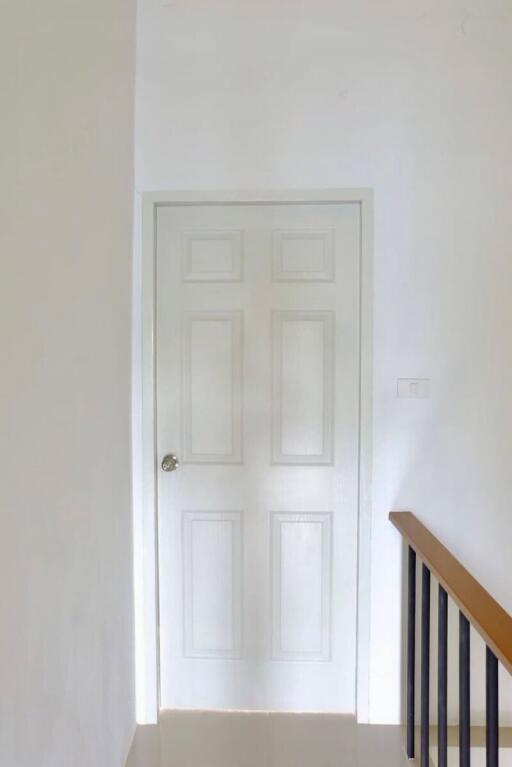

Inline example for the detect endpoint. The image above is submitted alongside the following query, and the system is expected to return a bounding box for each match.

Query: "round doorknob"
[161,454,179,472]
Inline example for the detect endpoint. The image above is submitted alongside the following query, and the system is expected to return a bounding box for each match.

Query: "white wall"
[134,0,512,724]
[0,2,136,764]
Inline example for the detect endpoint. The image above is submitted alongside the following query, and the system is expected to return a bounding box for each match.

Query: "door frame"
[134,189,373,724]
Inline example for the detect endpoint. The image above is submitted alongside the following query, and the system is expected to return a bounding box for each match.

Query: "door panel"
[182,311,243,463]
[271,512,332,662]
[183,511,242,660]
[156,202,360,712]
[272,310,334,463]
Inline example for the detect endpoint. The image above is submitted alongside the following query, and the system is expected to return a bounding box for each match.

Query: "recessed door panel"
[182,311,243,464]
[272,512,332,661]
[183,511,242,659]
[272,311,334,464]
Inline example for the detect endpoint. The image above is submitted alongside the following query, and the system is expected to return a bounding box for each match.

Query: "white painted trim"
[143,188,373,206]
[132,194,160,724]
[356,191,373,724]
[136,189,373,724]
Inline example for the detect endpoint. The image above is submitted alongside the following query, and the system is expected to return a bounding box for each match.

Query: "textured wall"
[0,1,136,763]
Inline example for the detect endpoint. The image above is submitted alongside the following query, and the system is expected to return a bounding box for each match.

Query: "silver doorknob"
[161,454,179,472]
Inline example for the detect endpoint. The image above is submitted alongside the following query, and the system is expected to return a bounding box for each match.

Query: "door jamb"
[135,189,373,724]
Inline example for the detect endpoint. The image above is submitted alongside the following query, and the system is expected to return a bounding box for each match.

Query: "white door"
[156,202,361,713]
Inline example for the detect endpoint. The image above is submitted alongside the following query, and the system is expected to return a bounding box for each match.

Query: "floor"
[126,712,512,767]
[125,711,410,767]
[433,728,512,767]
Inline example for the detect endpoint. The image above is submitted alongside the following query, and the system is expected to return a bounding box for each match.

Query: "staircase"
[391,512,512,767]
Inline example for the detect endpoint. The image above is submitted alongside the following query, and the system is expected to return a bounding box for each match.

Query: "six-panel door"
[156,203,361,712]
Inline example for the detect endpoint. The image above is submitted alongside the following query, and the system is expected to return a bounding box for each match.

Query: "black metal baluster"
[421,564,431,767]
[486,647,499,767]
[459,612,471,767]
[407,547,417,759]
[438,586,448,767]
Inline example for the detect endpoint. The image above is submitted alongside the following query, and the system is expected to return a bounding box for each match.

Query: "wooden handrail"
[390,511,512,675]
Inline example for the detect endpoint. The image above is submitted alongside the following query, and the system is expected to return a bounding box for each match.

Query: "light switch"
[397,378,430,399]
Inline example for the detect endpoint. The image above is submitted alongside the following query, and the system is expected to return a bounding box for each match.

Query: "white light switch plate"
[397,378,430,399]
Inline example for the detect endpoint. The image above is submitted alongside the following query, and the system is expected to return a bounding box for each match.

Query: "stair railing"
[390,512,512,767]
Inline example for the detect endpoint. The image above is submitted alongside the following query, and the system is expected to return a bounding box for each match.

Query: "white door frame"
[134,189,373,724]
